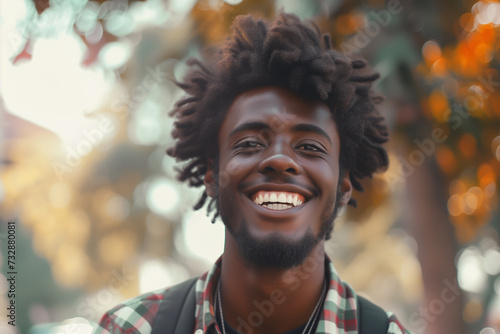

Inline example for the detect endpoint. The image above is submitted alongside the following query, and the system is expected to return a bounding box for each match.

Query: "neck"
[219,230,326,334]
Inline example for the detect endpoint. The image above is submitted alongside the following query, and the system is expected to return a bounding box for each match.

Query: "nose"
[258,143,301,175]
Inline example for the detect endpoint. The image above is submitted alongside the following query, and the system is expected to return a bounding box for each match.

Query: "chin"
[231,222,321,270]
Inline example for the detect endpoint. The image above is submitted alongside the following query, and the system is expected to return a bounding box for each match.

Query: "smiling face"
[205,86,352,268]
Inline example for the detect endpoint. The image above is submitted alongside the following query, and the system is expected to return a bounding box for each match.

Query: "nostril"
[258,154,301,175]
[264,166,275,173]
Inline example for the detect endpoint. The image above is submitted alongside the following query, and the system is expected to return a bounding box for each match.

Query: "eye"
[297,143,324,153]
[234,140,264,151]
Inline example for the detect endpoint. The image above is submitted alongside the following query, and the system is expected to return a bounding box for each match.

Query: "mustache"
[237,176,320,197]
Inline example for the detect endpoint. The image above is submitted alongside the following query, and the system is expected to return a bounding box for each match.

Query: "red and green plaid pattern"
[93,257,413,333]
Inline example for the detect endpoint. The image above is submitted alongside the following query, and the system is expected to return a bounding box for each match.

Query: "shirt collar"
[193,256,359,334]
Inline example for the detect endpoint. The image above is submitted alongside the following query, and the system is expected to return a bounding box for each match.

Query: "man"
[94,12,412,334]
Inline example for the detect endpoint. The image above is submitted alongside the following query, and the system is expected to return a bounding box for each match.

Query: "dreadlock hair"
[167,11,389,227]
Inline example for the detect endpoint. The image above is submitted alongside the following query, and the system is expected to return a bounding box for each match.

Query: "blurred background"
[0,0,499,333]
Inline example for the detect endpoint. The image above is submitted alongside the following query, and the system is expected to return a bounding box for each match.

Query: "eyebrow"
[290,123,332,144]
[228,121,332,144]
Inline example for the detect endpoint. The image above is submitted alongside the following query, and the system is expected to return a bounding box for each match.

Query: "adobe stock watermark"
[55,265,134,334]
[51,63,170,182]
[51,117,115,182]
[6,0,129,48]
[74,265,134,324]
[408,279,461,333]
[339,0,405,54]
[385,72,500,189]
[235,247,325,333]
[217,109,300,189]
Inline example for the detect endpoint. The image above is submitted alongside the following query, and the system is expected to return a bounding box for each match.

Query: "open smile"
[251,191,306,211]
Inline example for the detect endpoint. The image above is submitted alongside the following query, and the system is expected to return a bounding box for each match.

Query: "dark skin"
[204,87,353,334]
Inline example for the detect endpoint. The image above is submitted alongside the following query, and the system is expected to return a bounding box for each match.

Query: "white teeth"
[252,191,306,208]
[262,203,293,210]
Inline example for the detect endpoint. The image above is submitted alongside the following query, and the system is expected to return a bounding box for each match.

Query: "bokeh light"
[181,209,225,264]
[145,178,180,217]
[138,259,189,294]
[457,247,488,293]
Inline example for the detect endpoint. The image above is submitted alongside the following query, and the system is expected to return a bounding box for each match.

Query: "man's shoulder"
[356,295,413,334]
[106,287,168,315]
[92,287,170,334]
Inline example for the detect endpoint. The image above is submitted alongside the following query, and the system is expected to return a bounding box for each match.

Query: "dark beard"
[226,188,342,270]
[229,222,319,269]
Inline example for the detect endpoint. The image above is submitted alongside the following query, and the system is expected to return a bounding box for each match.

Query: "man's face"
[205,86,352,268]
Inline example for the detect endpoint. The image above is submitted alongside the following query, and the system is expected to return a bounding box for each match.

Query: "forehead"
[220,86,338,136]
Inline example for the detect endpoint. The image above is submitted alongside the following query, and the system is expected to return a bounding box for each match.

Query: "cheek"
[225,158,246,177]
[218,156,254,187]
[303,158,339,190]
[217,156,239,189]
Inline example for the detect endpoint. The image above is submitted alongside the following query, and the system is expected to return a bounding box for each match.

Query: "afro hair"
[167,11,389,226]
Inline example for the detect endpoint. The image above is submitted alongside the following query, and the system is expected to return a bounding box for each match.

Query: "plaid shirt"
[93,257,412,334]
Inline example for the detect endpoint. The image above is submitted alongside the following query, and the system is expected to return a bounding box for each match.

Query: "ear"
[338,170,353,206]
[204,159,217,198]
